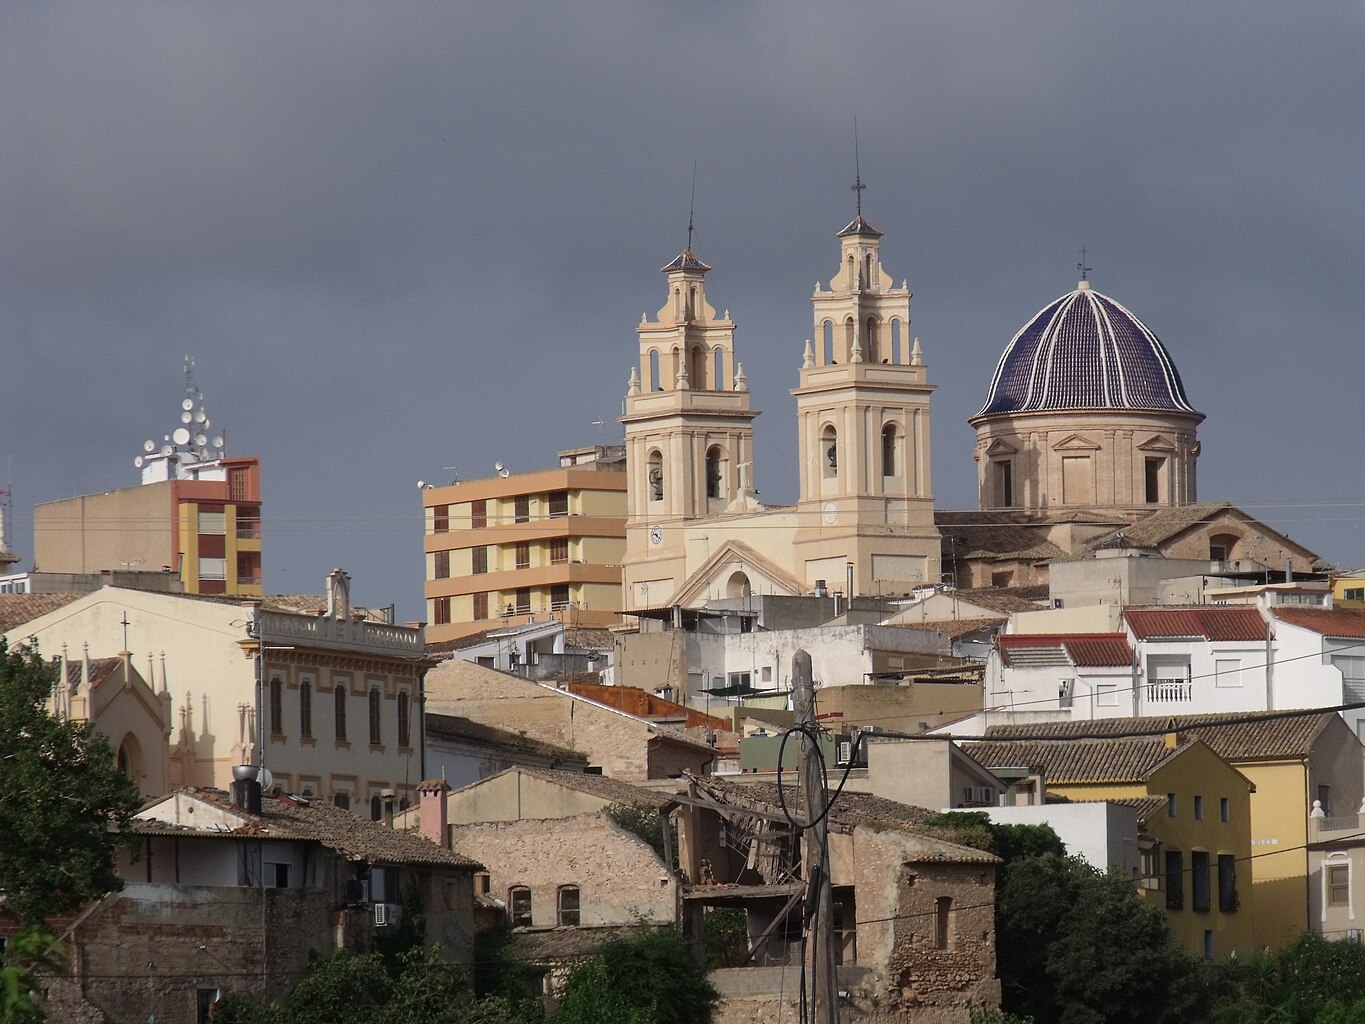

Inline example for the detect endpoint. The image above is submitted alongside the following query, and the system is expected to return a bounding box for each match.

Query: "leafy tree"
[553,928,718,1024]
[604,804,677,869]
[0,639,142,924]
[384,945,534,1024]
[1,925,65,1023]
[282,950,392,1024]
[701,907,749,970]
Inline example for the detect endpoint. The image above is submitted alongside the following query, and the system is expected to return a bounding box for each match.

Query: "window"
[1144,457,1164,504]
[433,550,450,579]
[198,556,227,581]
[549,491,569,517]
[1139,844,1161,890]
[333,792,350,810]
[705,447,724,499]
[1191,851,1211,911]
[821,425,838,477]
[198,510,226,535]
[551,584,570,611]
[514,495,530,523]
[299,682,313,739]
[473,592,489,620]
[1058,678,1074,709]
[1218,854,1238,912]
[881,424,898,477]
[991,570,1014,588]
[515,588,531,615]
[1345,588,1365,601]
[368,688,381,746]
[1194,795,1204,821]
[509,886,532,927]
[558,885,581,926]
[994,460,1013,508]
[1329,863,1351,907]
[197,988,222,1024]
[647,450,664,501]
[265,862,290,888]
[433,597,450,626]
[471,499,487,529]
[1165,851,1184,909]
[1204,930,1214,960]
[472,546,488,575]
[934,896,954,950]
[433,505,449,533]
[1220,797,1230,822]
[370,795,382,821]
[269,677,284,736]
[334,685,347,741]
[397,692,410,748]
[728,671,751,690]
[1167,793,1177,817]
[515,542,531,569]
[550,538,569,564]
[1319,785,1333,817]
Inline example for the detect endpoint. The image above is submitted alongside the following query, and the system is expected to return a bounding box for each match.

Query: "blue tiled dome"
[976,284,1200,419]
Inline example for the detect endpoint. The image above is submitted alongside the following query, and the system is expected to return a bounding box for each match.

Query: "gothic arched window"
[821,425,838,478]
[882,424,900,478]
[647,450,664,502]
[706,446,726,500]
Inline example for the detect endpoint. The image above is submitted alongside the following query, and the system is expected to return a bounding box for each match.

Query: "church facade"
[620,212,941,612]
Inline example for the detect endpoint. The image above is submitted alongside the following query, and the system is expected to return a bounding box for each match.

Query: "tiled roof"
[977,285,1201,419]
[1272,607,1365,639]
[562,627,618,651]
[660,248,710,273]
[997,633,1132,668]
[891,617,1005,640]
[950,585,1052,614]
[837,214,884,238]
[425,713,588,764]
[964,737,1185,785]
[500,767,673,810]
[936,510,1065,562]
[1125,607,1267,642]
[689,777,998,863]
[983,709,1335,762]
[1107,795,1169,824]
[135,789,481,868]
[515,924,666,961]
[0,593,84,633]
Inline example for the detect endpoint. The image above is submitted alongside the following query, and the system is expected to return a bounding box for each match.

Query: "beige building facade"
[621,210,941,614]
[422,447,626,643]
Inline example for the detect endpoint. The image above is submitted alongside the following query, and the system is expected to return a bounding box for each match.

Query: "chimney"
[382,788,396,829]
[231,764,263,814]
[418,778,450,848]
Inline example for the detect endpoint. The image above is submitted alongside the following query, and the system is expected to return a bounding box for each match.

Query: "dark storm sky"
[4,2,1362,618]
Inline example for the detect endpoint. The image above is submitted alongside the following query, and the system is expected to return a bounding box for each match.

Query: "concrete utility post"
[793,649,838,1024]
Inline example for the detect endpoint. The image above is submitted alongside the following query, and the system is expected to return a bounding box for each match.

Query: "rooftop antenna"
[1077,244,1092,283]
[852,118,866,216]
[686,159,697,253]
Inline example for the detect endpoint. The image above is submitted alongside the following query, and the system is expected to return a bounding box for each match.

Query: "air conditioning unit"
[837,741,853,765]
[373,902,390,927]
[344,879,370,905]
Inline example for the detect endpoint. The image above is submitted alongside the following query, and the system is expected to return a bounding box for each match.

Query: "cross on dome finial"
[851,118,866,217]
[1077,244,1092,284]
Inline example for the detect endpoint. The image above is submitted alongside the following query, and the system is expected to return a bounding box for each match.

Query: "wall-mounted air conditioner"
[373,902,389,927]
[837,741,853,765]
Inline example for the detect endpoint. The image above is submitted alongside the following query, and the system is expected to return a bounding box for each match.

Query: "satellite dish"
[494,462,504,472]
[134,455,144,468]
[416,480,426,490]
[172,427,191,445]
[194,410,207,423]
[212,436,224,448]
[202,418,211,429]
[182,398,195,411]
[260,768,274,792]
[160,444,173,456]
[193,433,207,446]
[143,439,156,453]
[180,411,192,424]
[499,468,510,477]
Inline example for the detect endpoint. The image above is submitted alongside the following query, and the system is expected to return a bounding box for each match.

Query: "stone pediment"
[1136,434,1178,453]
[1051,433,1101,452]
[984,438,1018,457]
[671,540,806,609]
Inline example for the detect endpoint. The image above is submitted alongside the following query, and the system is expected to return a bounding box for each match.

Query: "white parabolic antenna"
[134,456,144,468]
[173,427,191,445]
[182,398,195,411]
[180,411,192,424]
[143,439,156,453]
[260,768,274,791]
[160,444,173,456]
[193,433,207,447]
[212,436,224,448]
[194,410,206,423]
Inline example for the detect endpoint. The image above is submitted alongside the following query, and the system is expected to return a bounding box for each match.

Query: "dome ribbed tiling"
[977,285,1200,419]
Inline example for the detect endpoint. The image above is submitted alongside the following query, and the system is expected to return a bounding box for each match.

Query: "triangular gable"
[984,438,1018,457]
[1162,505,1321,562]
[1051,433,1101,452]
[670,540,806,609]
[1136,434,1178,453]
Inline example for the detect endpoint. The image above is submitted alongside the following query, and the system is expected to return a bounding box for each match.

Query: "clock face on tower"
[649,525,663,545]
[823,502,838,525]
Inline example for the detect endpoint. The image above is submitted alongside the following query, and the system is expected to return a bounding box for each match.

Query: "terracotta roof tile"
[935,511,1066,562]
[997,633,1132,668]
[983,709,1335,762]
[889,617,1006,640]
[1273,607,1365,639]
[949,585,1051,615]
[425,713,588,764]
[1125,607,1267,642]
[0,593,85,634]
[964,737,1186,784]
[502,767,673,810]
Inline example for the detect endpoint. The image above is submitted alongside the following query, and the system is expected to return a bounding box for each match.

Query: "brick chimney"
[418,778,450,848]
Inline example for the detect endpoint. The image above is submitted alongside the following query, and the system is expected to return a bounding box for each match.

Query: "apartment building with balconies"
[423,446,627,643]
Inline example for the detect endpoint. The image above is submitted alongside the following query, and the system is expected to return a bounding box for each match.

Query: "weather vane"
[687,159,697,252]
[851,118,866,216]
[1077,245,1092,282]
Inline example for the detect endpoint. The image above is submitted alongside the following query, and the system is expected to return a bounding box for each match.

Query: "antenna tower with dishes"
[134,355,228,478]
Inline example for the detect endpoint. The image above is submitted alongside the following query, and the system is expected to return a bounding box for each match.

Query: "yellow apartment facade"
[423,446,627,643]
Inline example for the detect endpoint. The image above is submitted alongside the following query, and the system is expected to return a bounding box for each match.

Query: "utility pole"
[793,649,838,1024]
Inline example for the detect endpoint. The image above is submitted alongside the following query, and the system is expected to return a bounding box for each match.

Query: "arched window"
[705,446,726,500]
[647,450,664,502]
[689,345,706,389]
[821,320,835,365]
[557,885,581,926]
[269,677,284,736]
[648,349,661,391]
[865,317,879,362]
[370,794,382,821]
[333,791,350,810]
[671,346,682,385]
[726,571,752,600]
[397,691,410,748]
[116,735,142,785]
[881,424,900,478]
[821,425,838,478]
[890,318,904,363]
[334,684,347,741]
[299,681,312,739]
[843,317,856,362]
[713,347,725,390]
[368,687,381,746]
[509,886,533,927]
[846,254,856,289]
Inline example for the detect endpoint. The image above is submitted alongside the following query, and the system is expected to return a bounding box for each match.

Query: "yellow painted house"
[967,734,1255,958]
[981,712,1364,949]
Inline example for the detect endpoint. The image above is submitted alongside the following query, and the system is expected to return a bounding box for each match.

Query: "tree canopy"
[0,638,143,924]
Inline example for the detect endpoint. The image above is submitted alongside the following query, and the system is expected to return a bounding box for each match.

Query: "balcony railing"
[1145,680,1193,703]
